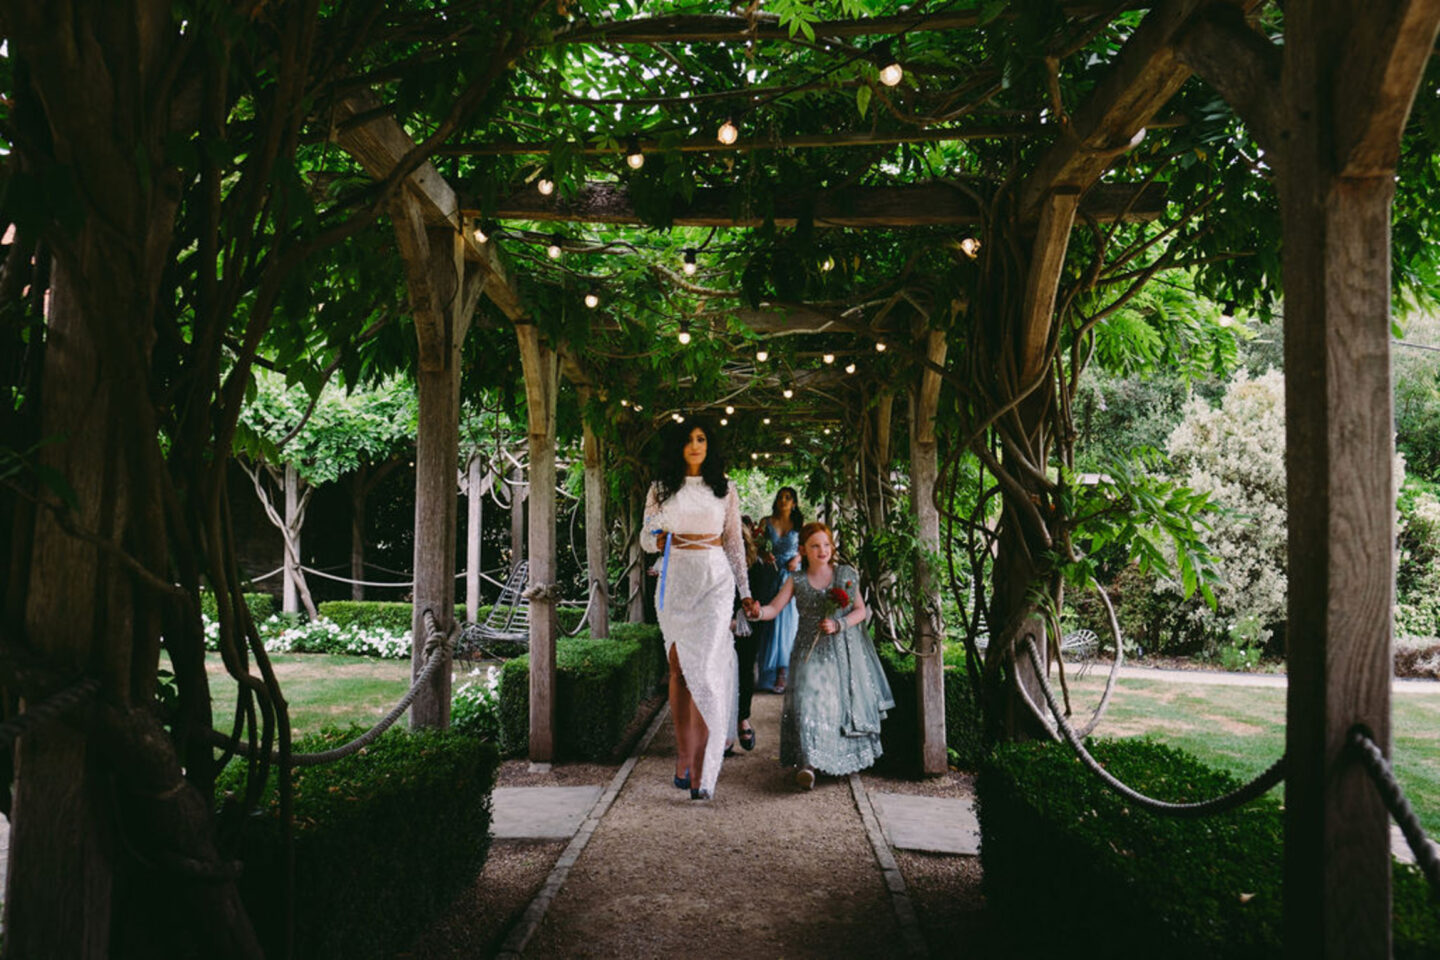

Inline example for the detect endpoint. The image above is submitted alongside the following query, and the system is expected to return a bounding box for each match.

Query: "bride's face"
[803,532,833,567]
[682,427,708,471]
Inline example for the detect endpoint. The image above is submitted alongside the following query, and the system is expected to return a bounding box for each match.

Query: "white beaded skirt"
[657,546,739,795]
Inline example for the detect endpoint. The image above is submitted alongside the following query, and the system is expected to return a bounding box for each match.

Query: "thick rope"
[0,676,101,748]
[1022,637,1286,818]
[1349,727,1440,897]
[209,609,453,767]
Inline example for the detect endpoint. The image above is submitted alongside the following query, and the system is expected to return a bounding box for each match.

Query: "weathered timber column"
[466,452,484,621]
[865,390,895,531]
[627,493,646,623]
[510,458,527,565]
[582,411,610,638]
[517,323,559,761]
[910,328,948,774]
[395,206,470,728]
[1276,4,1440,954]
[350,469,367,602]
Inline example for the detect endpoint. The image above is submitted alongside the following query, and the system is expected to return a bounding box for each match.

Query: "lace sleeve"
[722,482,752,599]
[642,483,663,555]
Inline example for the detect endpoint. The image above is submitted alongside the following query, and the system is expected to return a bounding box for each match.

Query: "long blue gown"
[757,520,798,690]
[779,563,895,775]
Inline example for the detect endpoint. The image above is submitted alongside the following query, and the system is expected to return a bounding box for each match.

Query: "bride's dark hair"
[653,417,729,505]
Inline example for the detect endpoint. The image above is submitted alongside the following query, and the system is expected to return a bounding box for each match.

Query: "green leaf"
[856,84,872,120]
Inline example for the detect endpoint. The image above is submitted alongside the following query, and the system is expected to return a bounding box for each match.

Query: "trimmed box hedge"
[977,737,1440,959]
[198,590,276,623]
[878,641,985,770]
[317,599,587,635]
[216,727,499,960]
[497,626,666,761]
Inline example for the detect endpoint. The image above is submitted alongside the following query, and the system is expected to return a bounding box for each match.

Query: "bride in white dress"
[644,420,757,800]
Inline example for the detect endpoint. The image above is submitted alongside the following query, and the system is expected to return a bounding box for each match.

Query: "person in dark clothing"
[734,516,783,751]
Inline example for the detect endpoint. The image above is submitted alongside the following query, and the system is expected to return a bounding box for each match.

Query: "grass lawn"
[1066,671,1440,836]
[203,652,411,738]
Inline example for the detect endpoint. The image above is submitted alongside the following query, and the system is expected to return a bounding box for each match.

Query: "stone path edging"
[494,702,670,959]
[850,773,930,959]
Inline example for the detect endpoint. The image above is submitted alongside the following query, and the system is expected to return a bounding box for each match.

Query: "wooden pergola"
[327,5,1440,955]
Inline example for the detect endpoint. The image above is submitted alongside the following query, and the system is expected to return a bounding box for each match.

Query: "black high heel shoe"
[739,728,757,751]
[673,768,691,790]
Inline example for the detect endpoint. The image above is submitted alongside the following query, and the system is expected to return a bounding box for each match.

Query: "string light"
[717,118,738,145]
[725,405,735,415]
[473,223,489,244]
[546,234,563,259]
[823,428,832,435]
[845,362,857,374]
[960,235,982,259]
[821,256,835,272]
[763,417,772,425]
[823,353,835,364]
[620,398,630,406]
[751,452,759,460]
[584,291,600,309]
[672,412,685,423]
[756,349,769,363]
[682,248,698,276]
[875,341,887,352]
[625,134,645,170]
[537,177,555,196]
[720,418,729,426]
[876,42,903,87]
[784,437,793,445]
[677,319,692,345]
[633,403,643,411]
[782,387,794,399]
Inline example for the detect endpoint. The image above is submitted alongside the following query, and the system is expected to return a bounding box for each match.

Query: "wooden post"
[510,459,527,566]
[1277,3,1440,953]
[627,493,646,623]
[518,323,559,761]
[582,412,610,638]
[911,328,948,775]
[393,200,471,729]
[866,391,894,530]
[350,468,367,602]
[282,462,300,614]
[466,452,484,621]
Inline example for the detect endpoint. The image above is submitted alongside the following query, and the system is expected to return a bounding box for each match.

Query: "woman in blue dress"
[752,521,894,788]
[757,487,801,692]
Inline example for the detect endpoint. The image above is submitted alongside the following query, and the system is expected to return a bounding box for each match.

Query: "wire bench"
[972,629,1100,678]
[458,560,530,655]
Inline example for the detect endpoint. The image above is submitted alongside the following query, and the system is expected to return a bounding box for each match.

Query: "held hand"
[820,617,841,635]
[741,597,760,620]
[786,555,801,572]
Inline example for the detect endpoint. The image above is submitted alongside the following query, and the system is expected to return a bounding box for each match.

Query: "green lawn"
[1066,672,1440,836]
[204,653,411,737]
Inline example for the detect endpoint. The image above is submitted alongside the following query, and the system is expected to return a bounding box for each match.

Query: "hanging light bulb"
[823,353,835,364]
[756,349,769,363]
[717,118,739,145]
[782,387,794,399]
[473,223,489,244]
[537,177,555,196]
[584,291,600,309]
[546,233,563,259]
[821,256,835,273]
[725,405,735,415]
[633,403,643,412]
[824,428,832,435]
[751,452,759,460]
[625,133,645,170]
[876,42,903,87]
[673,412,685,423]
[620,398,630,407]
[845,362,857,374]
[720,418,729,426]
[875,341,887,352]
[763,417,772,425]
[960,235,982,259]
[682,248,698,276]
[677,319,692,345]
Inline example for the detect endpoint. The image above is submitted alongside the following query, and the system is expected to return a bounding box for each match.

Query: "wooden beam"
[481,181,1165,229]
[1018,0,1260,221]
[580,395,611,639]
[1018,188,1081,383]
[517,323,559,763]
[1333,0,1440,177]
[553,3,1144,45]
[441,124,1050,157]
[1172,3,1283,153]
[331,93,526,320]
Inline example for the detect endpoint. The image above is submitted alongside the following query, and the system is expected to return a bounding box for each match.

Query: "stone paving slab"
[871,792,980,856]
[491,785,603,840]
[1391,823,1440,865]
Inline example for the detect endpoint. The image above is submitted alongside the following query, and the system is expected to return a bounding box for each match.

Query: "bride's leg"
[687,694,708,787]
[668,644,692,779]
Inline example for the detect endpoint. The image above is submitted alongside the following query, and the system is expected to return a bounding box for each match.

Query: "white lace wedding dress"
[644,476,751,795]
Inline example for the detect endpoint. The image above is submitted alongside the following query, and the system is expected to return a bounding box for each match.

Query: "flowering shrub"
[452,665,502,740]
[202,613,413,659]
[1159,368,1289,652]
